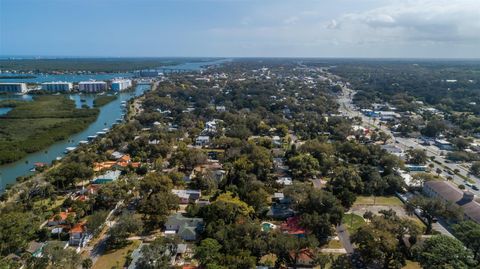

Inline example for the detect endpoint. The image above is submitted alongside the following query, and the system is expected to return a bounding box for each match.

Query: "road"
[336,224,354,255]
[336,84,480,195]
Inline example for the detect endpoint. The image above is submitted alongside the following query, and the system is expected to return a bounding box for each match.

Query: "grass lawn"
[325,239,343,249]
[343,213,366,234]
[353,195,403,206]
[403,260,421,269]
[92,240,140,269]
[33,196,67,212]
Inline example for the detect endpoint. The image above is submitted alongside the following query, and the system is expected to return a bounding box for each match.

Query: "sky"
[1,0,480,58]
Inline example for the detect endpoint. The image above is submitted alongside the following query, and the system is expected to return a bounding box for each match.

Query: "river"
[0,58,229,191]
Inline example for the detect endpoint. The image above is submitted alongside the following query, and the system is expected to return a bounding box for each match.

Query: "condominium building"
[0,83,27,93]
[111,79,132,91]
[78,81,107,92]
[41,81,73,92]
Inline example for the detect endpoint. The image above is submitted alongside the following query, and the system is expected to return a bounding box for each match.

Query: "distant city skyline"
[1,0,480,58]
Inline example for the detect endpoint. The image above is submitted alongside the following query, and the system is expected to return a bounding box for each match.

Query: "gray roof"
[165,213,204,230]
[424,181,480,223]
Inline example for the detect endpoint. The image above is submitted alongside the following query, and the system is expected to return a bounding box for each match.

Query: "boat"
[116,118,123,123]
[64,147,77,154]
[87,135,97,140]
[102,128,109,132]
[78,140,89,145]
[96,131,107,136]
[56,156,62,161]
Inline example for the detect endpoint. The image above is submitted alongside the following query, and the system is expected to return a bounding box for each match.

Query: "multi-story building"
[0,82,27,93]
[41,81,73,92]
[423,181,480,223]
[78,81,107,92]
[111,79,132,91]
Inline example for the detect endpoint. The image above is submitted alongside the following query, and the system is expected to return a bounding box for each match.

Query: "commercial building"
[41,81,73,92]
[435,139,454,151]
[423,181,480,223]
[78,81,107,92]
[111,79,132,91]
[0,83,27,93]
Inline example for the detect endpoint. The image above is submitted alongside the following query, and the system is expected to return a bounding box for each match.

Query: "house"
[164,213,204,241]
[48,211,76,226]
[423,181,480,223]
[281,216,306,236]
[435,139,454,151]
[267,204,295,220]
[172,189,202,204]
[92,170,121,184]
[26,241,45,258]
[69,222,91,247]
[195,136,210,147]
[111,151,124,160]
[276,177,293,186]
[216,106,226,112]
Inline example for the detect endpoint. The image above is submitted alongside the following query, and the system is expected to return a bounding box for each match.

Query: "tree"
[435,168,442,176]
[106,212,143,249]
[288,154,320,180]
[200,192,254,224]
[313,253,330,269]
[0,212,36,255]
[351,225,401,268]
[407,196,462,234]
[195,238,223,266]
[137,237,177,269]
[452,221,480,260]
[327,166,363,208]
[470,162,480,177]
[406,149,427,165]
[139,192,179,229]
[82,258,93,269]
[411,173,436,186]
[87,210,108,236]
[416,235,476,269]
[43,241,81,269]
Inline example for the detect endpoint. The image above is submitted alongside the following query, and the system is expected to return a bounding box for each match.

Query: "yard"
[343,213,366,234]
[353,195,403,206]
[403,260,421,269]
[92,240,141,269]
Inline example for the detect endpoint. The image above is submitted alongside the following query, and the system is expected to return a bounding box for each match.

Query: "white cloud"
[205,0,480,57]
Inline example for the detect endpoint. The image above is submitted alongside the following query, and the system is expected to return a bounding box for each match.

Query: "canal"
[0,58,229,191]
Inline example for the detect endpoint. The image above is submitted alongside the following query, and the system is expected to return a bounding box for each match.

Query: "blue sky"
[1,0,480,58]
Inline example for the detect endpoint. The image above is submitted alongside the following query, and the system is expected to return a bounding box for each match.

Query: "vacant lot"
[92,240,140,269]
[353,195,403,206]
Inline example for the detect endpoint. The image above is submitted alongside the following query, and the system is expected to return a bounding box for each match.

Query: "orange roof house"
[280,216,306,236]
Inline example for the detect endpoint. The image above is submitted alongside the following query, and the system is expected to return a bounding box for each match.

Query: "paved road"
[336,84,480,195]
[336,224,354,255]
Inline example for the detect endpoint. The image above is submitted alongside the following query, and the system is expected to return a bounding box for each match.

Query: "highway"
[336,85,480,196]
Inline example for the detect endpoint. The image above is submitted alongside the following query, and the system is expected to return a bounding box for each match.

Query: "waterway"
[0,58,229,191]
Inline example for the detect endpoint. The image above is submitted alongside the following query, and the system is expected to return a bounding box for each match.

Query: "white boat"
[96,131,107,136]
[78,140,89,145]
[87,135,97,140]
[64,147,77,153]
